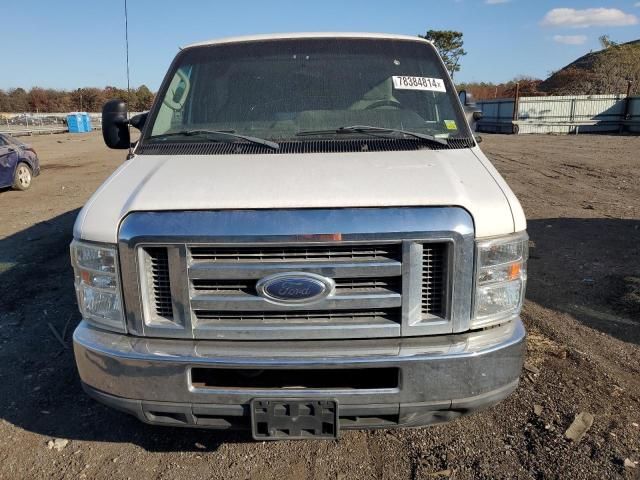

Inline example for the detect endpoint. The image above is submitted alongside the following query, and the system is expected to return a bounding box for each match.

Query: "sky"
[3,0,639,91]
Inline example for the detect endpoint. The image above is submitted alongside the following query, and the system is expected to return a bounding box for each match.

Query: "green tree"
[0,89,11,112]
[0,85,156,113]
[419,30,467,78]
[27,88,51,112]
[8,88,28,111]
[134,85,155,111]
[104,86,129,100]
[47,89,72,112]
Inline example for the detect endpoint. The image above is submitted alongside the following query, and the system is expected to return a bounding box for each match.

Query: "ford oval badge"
[256,272,334,304]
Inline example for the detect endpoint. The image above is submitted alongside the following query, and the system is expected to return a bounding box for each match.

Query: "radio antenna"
[124,0,134,159]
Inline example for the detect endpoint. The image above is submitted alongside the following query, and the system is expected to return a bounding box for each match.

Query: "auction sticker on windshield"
[392,76,446,92]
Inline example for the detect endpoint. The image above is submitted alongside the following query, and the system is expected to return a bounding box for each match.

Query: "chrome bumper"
[73,318,525,429]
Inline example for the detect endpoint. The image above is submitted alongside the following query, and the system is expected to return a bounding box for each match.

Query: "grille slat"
[190,293,401,312]
[192,279,255,294]
[188,261,401,280]
[191,277,402,295]
[194,309,399,324]
[421,244,446,317]
[190,244,401,262]
[146,247,173,319]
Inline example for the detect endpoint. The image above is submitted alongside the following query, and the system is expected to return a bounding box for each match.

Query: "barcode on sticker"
[392,76,446,92]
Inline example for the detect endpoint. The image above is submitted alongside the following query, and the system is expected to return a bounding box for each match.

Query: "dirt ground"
[0,132,639,480]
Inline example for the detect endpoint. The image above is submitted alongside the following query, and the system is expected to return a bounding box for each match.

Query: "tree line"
[0,85,155,113]
[458,77,546,101]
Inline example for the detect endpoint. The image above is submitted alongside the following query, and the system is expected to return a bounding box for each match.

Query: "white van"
[71,33,527,440]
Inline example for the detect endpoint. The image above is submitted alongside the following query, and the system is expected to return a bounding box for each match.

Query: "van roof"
[183,32,432,49]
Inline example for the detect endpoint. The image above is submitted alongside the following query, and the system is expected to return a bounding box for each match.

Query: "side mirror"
[129,112,148,131]
[458,90,483,133]
[458,90,477,108]
[102,99,130,149]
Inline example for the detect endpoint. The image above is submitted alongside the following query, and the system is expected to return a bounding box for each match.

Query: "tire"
[13,163,33,191]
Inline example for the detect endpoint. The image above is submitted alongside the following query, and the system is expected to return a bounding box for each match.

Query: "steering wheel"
[364,99,403,110]
[162,69,190,111]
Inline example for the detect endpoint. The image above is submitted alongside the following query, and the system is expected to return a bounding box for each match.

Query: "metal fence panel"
[629,98,640,134]
[474,99,514,133]
[477,94,638,135]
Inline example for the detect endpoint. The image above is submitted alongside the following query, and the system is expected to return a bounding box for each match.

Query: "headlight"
[70,240,125,333]
[472,232,528,328]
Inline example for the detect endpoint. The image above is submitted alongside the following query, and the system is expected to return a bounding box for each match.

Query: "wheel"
[13,163,32,191]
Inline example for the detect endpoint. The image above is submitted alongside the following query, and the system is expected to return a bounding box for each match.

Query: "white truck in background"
[71,32,527,440]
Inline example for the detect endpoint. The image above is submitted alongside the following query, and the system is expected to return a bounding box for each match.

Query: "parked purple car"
[0,133,40,190]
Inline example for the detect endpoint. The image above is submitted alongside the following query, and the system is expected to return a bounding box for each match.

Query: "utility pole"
[622,80,633,133]
[512,82,521,135]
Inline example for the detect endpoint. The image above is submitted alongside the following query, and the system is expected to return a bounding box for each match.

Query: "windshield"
[145,38,472,146]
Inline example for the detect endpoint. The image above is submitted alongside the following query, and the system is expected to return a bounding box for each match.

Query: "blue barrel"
[67,113,83,133]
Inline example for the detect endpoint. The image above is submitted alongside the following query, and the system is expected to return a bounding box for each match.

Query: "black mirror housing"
[129,112,148,131]
[102,99,130,149]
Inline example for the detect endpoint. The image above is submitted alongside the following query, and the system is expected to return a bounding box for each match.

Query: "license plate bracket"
[250,398,338,440]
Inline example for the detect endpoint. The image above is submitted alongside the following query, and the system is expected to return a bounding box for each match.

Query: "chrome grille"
[187,243,405,339]
[145,247,173,319]
[137,241,451,339]
[422,244,447,317]
[118,208,476,339]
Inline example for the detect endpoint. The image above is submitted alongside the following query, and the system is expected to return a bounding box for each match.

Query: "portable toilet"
[81,113,92,132]
[67,113,84,133]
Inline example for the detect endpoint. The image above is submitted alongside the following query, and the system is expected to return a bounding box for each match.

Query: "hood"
[74,147,526,243]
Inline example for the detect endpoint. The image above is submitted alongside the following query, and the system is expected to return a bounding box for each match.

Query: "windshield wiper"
[149,129,280,150]
[296,125,448,146]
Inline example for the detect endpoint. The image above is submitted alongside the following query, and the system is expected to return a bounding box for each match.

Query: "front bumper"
[73,318,525,430]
